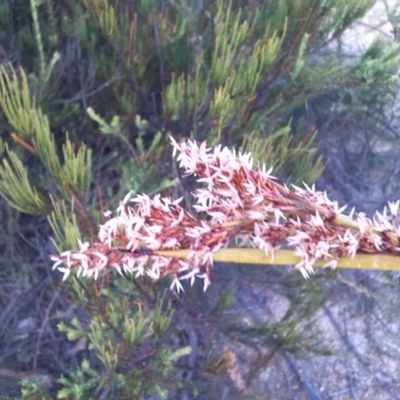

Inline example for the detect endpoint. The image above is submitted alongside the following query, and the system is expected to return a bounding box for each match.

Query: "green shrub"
[0,0,399,398]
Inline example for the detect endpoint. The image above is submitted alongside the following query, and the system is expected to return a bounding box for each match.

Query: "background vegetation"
[0,0,399,398]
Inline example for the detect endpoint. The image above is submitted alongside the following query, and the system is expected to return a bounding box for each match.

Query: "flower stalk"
[154,248,400,272]
[51,137,400,291]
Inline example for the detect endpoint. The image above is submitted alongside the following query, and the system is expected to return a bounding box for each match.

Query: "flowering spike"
[51,137,400,289]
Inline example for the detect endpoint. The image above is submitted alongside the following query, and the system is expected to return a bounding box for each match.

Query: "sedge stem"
[154,248,400,272]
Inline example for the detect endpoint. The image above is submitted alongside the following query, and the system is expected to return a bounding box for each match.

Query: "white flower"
[373,211,392,231]
[179,268,200,286]
[77,239,89,251]
[51,256,64,271]
[388,200,400,217]
[314,241,335,259]
[337,229,358,257]
[310,211,324,227]
[274,208,286,224]
[170,276,184,292]
[58,267,70,281]
[196,273,211,291]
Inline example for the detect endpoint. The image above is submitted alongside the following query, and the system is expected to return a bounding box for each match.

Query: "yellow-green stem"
[222,212,373,233]
[331,214,360,230]
[154,248,400,271]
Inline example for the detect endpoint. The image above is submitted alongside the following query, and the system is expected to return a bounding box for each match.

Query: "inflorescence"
[51,137,400,291]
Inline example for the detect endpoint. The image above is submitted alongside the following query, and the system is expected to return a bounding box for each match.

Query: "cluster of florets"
[51,137,400,291]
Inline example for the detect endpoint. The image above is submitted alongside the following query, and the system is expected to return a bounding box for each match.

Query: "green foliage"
[48,198,81,251]
[0,145,47,214]
[57,360,99,400]
[87,108,176,199]
[213,285,235,314]
[241,121,324,184]
[29,0,61,92]
[225,273,329,358]
[0,65,41,140]
[0,0,399,398]
[0,66,93,213]
[19,379,51,400]
[57,286,190,398]
[0,55,186,399]
[1,0,389,185]
[339,40,400,120]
